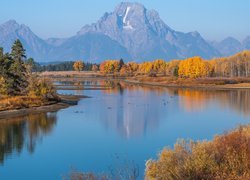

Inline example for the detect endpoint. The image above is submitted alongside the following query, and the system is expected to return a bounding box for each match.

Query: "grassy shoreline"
[123,78,250,90]
[2,71,250,118]
[41,71,250,90]
[0,94,84,119]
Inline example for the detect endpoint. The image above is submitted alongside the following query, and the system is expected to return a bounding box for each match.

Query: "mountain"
[0,20,130,62]
[0,20,50,60]
[78,2,220,61]
[46,38,67,47]
[0,2,248,62]
[243,36,250,49]
[211,37,243,56]
[210,37,250,56]
[48,32,131,63]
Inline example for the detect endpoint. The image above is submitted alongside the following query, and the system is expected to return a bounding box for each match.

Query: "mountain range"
[0,2,249,63]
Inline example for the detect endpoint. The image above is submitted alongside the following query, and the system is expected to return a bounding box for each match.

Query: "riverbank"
[123,77,250,90]
[67,124,250,179]
[40,71,250,90]
[0,94,87,120]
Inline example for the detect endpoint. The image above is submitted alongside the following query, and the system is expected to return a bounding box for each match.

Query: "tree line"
[33,61,97,72]
[3,40,249,80]
[33,49,250,79]
[89,50,250,78]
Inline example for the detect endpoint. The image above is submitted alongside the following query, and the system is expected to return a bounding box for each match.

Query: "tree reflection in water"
[168,89,250,117]
[110,82,250,117]
[0,112,57,164]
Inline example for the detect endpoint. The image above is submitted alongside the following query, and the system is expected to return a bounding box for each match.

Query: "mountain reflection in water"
[0,80,250,170]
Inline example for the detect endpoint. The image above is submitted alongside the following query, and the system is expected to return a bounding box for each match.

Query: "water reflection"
[109,82,250,117]
[0,112,57,164]
[2,82,249,161]
[59,80,250,138]
[95,82,250,139]
[167,89,250,117]
[99,91,162,139]
[1,80,250,179]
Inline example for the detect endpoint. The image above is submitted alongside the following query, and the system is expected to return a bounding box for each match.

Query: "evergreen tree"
[0,47,3,58]
[0,51,12,95]
[9,39,28,95]
[119,58,125,71]
[25,58,35,73]
[0,47,4,77]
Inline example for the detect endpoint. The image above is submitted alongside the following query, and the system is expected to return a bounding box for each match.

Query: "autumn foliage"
[96,50,250,78]
[178,56,211,78]
[73,61,84,72]
[145,125,250,180]
[99,59,124,74]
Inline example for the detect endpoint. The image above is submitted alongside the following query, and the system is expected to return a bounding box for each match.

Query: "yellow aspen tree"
[73,61,84,72]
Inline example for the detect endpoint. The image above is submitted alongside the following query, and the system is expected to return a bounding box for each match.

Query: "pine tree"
[0,47,4,77]
[9,39,28,95]
[119,58,125,71]
[0,50,12,95]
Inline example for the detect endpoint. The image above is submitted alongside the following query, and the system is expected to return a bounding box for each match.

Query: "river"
[0,79,250,179]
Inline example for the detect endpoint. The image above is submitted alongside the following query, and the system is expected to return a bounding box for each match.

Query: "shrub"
[28,76,57,100]
[0,76,7,95]
[145,125,250,180]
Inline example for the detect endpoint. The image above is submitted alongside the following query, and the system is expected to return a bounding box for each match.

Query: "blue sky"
[0,0,249,41]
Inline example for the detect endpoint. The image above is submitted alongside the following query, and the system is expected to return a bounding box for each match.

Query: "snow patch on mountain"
[123,7,133,30]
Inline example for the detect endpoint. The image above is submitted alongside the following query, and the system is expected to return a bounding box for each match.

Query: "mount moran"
[0,2,249,63]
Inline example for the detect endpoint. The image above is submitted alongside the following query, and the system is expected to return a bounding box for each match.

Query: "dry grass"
[145,124,250,180]
[40,71,102,78]
[126,76,250,88]
[39,71,250,88]
[0,96,57,111]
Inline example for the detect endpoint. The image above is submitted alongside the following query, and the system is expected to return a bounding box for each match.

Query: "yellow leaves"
[139,60,166,74]
[165,60,180,76]
[100,60,120,74]
[178,57,210,78]
[145,125,250,180]
[152,59,166,73]
[145,160,158,180]
[96,50,250,78]
[127,62,139,72]
[139,62,153,74]
[28,76,56,99]
[120,64,129,75]
[0,76,6,86]
[73,61,84,72]
[0,76,7,95]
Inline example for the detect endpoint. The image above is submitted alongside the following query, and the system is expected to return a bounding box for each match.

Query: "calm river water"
[0,80,250,179]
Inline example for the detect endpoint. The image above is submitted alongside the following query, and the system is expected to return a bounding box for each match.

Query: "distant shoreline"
[4,71,248,119]
[122,80,250,90]
[41,71,250,90]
